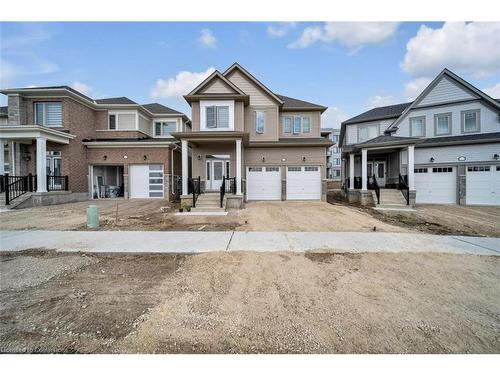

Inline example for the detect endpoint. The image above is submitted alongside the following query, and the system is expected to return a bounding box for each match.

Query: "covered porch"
[0,125,75,205]
[343,136,417,207]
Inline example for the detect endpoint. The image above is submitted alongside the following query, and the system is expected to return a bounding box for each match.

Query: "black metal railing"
[3,173,37,205]
[188,176,201,207]
[219,176,236,208]
[47,175,69,192]
[398,174,409,205]
[367,174,380,204]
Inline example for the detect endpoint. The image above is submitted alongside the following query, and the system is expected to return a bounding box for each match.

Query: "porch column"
[349,153,354,189]
[361,148,367,191]
[0,139,4,175]
[407,145,415,190]
[235,138,242,195]
[181,139,188,196]
[36,137,47,192]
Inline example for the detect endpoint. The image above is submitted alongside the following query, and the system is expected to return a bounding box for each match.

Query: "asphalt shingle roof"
[275,94,327,112]
[142,103,184,115]
[418,131,500,146]
[343,102,413,125]
[95,97,137,105]
[358,135,417,145]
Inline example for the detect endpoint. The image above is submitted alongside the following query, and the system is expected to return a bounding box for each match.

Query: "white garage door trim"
[129,164,164,199]
[286,166,321,200]
[246,166,281,201]
[415,166,456,204]
[466,165,500,206]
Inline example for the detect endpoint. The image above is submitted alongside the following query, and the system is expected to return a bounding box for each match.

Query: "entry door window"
[377,163,384,178]
[213,161,223,180]
[46,151,62,176]
[367,163,373,176]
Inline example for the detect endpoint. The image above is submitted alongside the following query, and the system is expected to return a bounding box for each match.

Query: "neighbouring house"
[0,86,190,208]
[321,128,341,180]
[340,68,500,208]
[174,63,332,211]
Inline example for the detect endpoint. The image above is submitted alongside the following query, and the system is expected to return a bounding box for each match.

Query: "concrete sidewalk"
[1,230,499,256]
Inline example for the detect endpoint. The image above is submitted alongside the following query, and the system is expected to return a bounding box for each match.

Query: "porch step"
[378,189,407,206]
[190,207,226,213]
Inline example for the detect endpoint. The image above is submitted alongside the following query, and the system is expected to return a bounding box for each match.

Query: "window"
[283,116,293,133]
[332,135,339,143]
[35,102,62,127]
[333,170,341,177]
[414,168,428,173]
[154,121,177,136]
[266,167,279,172]
[434,113,452,135]
[302,117,310,133]
[288,166,301,172]
[255,111,265,134]
[410,116,425,137]
[462,110,480,133]
[148,165,164,198]
[358,124,378,142]
[333,158,340,166]
[108,114,116,130]
[305,166,318,171]
[205,105,229,129]
[293,117,302,134]
[432,167,453,173]
[248,167,262,172]
[467,166,490,172]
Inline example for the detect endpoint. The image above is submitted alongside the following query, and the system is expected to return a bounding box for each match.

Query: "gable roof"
[186,70,247,96]
[343,102,412,125]
[142,103,184,115]
[223,63,284,105]
[386,68,500,133]
[95,97,137,105]
[276,94,327,113]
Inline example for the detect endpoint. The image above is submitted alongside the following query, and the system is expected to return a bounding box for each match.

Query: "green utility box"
[87,205,99,229]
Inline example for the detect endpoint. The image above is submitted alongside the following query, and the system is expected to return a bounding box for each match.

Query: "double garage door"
[246,166,321,201]
[129,164,164,198]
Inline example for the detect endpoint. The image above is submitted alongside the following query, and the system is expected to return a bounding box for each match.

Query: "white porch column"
[235,138,242,195]
[408,145,415,190]
[36,137,47,192]
[349,153,354,189]
[181,139,188,196]
[0,139,5,175]
[361,148,368,191]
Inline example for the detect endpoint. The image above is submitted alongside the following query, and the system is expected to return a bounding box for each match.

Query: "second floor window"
[435,113,452,135]
[155,121,177,136]
[410,116,425,137]
[283,115,311,134]
[462,110,479,133]
[283,117,293,133]
[109,114,116,130]
[206,106,229,129]
[358,124,378,142]
[35,102,62,127]
[255,111,265,134]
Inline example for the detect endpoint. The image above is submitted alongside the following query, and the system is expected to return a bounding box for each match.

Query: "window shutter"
[206,106,216,128]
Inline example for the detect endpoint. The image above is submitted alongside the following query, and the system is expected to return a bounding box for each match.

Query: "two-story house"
[0,86,190,207]
[339,68,500,207]
[321,128,341,180]
[174,63,331,210]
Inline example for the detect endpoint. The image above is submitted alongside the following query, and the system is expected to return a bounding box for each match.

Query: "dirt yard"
[0,199,407,233]
[1,250,498,354]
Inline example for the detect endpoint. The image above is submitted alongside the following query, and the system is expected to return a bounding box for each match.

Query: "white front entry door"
[367,161,386,187]
[206,159,229,191]
[286,166,321,200]
[246,166,281,200]
[415,166,456,204]
[466,165,500,206]
[129,164,164,198]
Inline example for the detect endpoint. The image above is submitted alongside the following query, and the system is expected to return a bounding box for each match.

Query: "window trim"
[461,109,480,134]
[255,110,265,134]
[200,100,234,131]
[153,120,178,137]
[434,112,452,136]
[108,114,117,130]
[283,116,293,134]
[302,116,311,133]
[357,123,379,143]
[409,116,426,137]
[34,102,63,128]
[293,116,302,134]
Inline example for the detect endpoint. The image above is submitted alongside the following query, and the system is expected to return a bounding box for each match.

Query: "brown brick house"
[0,86,189,207]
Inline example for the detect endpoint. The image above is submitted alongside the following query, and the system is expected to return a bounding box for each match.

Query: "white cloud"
[288,22,399,50]
[404,77,433,101]
[267,22,296,38]
[199,29,217,49]
[483,83,500,99]
[71,81,92,96]
[365,95,399,109]
[321,106,349,129]
[401,22,500,79]
[151,67,216,99]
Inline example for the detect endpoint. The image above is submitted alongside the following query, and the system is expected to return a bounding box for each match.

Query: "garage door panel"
[415,167,456,204]
[246,166,281,201]
[466,165,500,206]
[286,166,321,200]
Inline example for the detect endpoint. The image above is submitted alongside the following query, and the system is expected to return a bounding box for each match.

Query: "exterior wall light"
[124,155,128,159]
[429,157,435,163]
[143,155,147,161]
[261,156,265,162]
[494,153,499,160]
[197,154,202,160]
[458,156,466,161]
[281,158,287,162]
[103,155,107,160]
[302,156,306,162]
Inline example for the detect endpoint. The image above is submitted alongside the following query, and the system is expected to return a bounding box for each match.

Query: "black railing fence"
[367,175,380,204]
[398,174,410,205]
[47,175,69,192]
[188,176,201,207]
[2,173,69,205]
[220,176,236,208]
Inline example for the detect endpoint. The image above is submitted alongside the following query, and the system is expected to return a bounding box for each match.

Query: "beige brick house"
[0,86,189,207]
[176,63,332,210]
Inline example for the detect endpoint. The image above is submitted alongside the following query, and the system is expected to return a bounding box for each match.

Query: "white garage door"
[466,165,500,206]
[246,166,281,200]
[415,166,456,204]
[129,164,164,198]
[286,166,321,200]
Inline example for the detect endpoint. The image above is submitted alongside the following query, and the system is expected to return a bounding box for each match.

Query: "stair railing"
[367,174,380,204]
[188,176,201,207]
[398,174,410,205]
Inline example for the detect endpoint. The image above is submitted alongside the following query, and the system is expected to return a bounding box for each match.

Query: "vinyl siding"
[245,106,279,142]
[346,124,357,144]
[279,112,321,138]
[138,114,150,135]
[199,77,237,94]
[414,143,500,165]
[226,70,276,106]
[418,77,476,106]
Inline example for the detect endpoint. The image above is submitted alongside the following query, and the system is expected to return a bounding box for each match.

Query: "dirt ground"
[1,250,499,354]
[0,199,407,233]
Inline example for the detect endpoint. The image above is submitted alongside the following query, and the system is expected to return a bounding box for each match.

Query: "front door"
[46,151,62,189]
[368,161,386,187]
[206,159,229,190]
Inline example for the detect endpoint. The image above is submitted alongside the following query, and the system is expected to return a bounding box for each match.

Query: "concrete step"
[190,207,226,213]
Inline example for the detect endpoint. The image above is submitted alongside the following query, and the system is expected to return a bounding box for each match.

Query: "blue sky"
[1,22,499,128]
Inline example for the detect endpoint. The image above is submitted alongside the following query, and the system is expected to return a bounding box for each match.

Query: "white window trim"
[200,100,235,131]
[409,116,426,137]
[34,102,63,128]
[153,118,180,138]
[107,110,139,131]
[283,116,293,134]
[255,110,265,134]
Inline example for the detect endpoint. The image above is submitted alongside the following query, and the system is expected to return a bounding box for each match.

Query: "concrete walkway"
[1,230,499,256]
